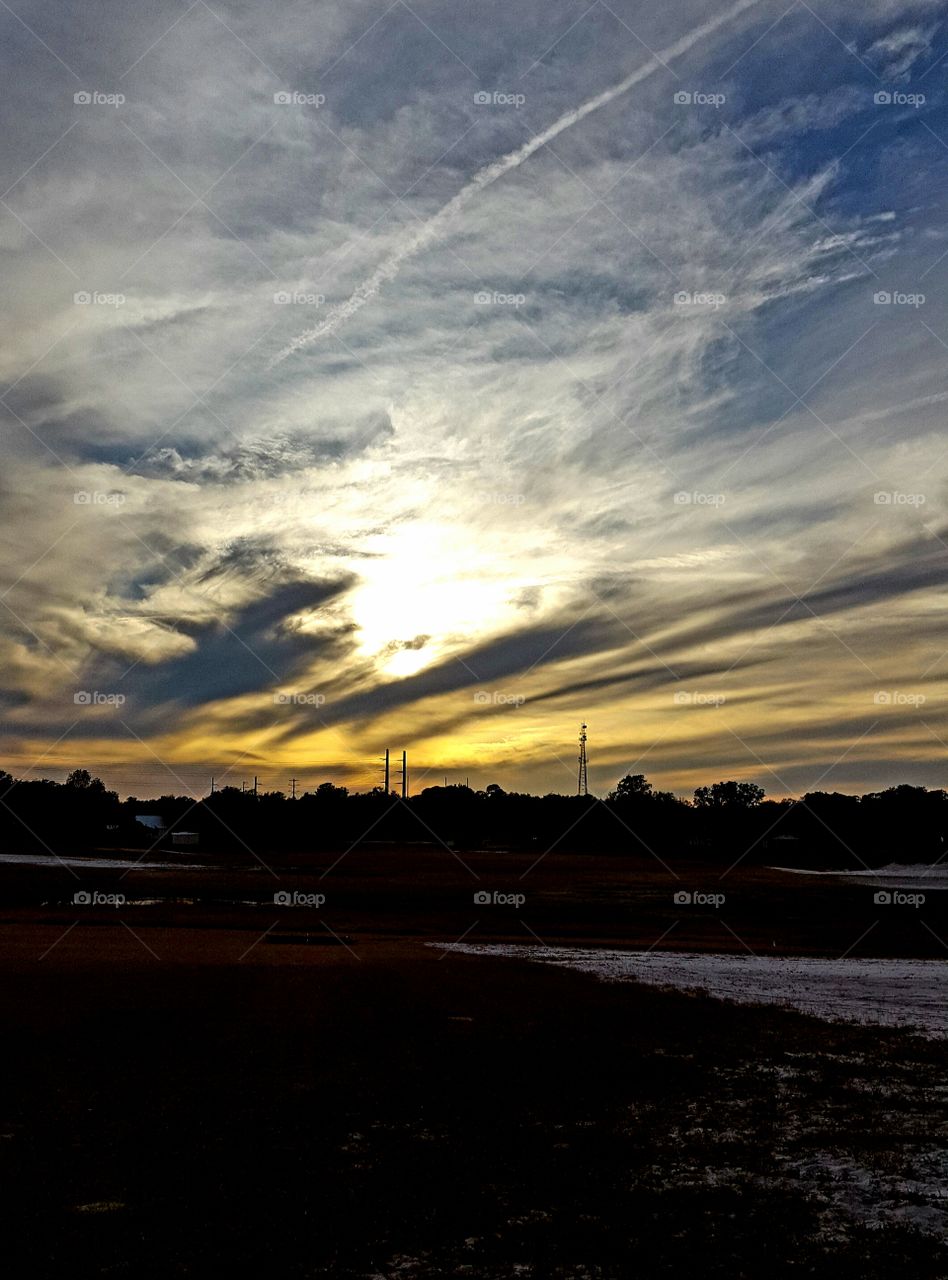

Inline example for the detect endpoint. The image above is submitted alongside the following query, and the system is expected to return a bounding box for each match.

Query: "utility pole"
[210,777,215,794]
[253,776,258,799]
[383,748,390,793]
[289,777,298,800]
[400,750,408,800]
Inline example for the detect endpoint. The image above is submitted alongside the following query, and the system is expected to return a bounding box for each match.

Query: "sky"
[1,0,947,800]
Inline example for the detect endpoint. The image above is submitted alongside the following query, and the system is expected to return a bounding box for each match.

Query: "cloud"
[129,414,395,481]
[272,0,767,361]
[1,0,947,795]
[110,574,355,715]
[866,24,936,77]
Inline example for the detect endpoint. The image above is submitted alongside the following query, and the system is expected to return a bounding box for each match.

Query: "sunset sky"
[2,0,947,798]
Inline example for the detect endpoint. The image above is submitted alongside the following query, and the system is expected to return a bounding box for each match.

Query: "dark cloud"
[129,415,394,482]
[260,613,627,740]
[88,575,356,724]
[524,657,774,706]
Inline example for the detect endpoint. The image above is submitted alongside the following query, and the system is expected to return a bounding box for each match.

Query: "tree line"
[0,767,943,866]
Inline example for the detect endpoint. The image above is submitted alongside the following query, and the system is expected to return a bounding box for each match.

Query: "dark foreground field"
[0,848,946,1276]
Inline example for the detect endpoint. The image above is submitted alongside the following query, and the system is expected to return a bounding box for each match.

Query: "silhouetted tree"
[0,763,943,867]
[609,774,653,801]
[694,781,765,810]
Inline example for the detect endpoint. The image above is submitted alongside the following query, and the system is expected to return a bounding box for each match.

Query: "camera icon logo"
[273,290,290,304]
[874,91,892,105]
[273,91,292,104]
[673,491,692,505]
[873,291,891,305]
[873,891,892,905]
[473,891,491,905]
[74,691,92,704]
[274,891,291,905]
[474,91,491,105]
[674,91,692,105]
[873,691,892,704]
[74,291,92,305]
[73,891,91,904]
[74,91,92,104]
[674,891,692,905]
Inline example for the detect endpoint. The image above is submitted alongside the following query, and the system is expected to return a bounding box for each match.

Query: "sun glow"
[350,521,518,677]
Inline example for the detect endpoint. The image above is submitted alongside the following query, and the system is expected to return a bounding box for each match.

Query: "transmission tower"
[577,722,588,796]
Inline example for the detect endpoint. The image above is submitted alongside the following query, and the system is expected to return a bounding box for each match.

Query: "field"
[1,846,946,1276]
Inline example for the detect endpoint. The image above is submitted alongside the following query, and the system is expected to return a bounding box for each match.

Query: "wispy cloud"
[0,0,946,795]
[272,0,766,362]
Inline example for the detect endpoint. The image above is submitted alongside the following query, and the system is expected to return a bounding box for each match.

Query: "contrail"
[272,0,764,365]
